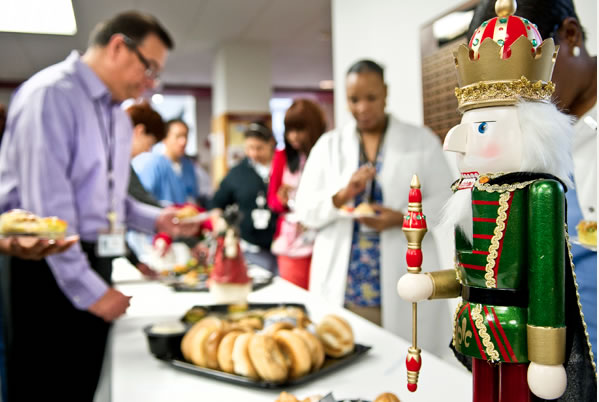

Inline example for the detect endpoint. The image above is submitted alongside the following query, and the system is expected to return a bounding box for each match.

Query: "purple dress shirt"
[0,51,160,309]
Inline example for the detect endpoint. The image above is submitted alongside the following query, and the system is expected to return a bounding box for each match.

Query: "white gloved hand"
[397,273,433,302]
[527,362,567,400]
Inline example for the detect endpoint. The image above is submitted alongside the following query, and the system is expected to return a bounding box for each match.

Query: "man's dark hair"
[244,121,274,142]
[89,11,174,50]
[126,102,166,142]
[467,0,584,44]
[165,118,189,135]
[346,59,385,81]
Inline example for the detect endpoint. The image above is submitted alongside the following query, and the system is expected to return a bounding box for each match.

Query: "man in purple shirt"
[0,11,190,401]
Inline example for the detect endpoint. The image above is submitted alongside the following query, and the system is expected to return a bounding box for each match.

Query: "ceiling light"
[0,0,77,35]
[319,80,334,90]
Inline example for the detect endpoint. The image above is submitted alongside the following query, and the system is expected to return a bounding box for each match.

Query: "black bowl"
[143,323,186,360]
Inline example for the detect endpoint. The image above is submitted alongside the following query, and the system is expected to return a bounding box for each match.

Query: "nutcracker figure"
[209,206,252,304]
[397,1,596,400]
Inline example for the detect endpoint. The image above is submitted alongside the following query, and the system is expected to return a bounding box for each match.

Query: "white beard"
[440,189,473,246]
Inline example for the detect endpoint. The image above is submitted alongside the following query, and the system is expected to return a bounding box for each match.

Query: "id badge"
[97,227,126,257]
[251,208,271,230]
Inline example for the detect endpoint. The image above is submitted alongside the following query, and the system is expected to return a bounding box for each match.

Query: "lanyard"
[93,100,116,220]
[358,116,388,202]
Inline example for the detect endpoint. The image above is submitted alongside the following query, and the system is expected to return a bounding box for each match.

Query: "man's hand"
[87,288,131,322]
[333,165,376,208]
[136,262,158,279]
[0,235,79,260]
[155,208,200,238]
[358,204,403,232]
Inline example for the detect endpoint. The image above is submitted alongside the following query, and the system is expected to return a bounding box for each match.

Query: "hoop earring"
[572,46,581,57]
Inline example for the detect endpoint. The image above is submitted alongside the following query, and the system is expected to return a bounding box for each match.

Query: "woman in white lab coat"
[295,60,454,356]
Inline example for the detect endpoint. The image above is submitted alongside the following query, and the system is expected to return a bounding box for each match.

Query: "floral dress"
[344,140,385,308]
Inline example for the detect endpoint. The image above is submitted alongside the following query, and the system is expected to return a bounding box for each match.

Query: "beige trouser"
[345,304,382,326]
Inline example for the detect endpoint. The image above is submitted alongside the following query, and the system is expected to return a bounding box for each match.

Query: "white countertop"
[108,262,471,401]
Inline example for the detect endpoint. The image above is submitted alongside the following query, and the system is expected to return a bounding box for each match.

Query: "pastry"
[316,314,355,358]
[272,330,312,378]
[292,328,325,371]
[354,202,375,215]
[176,205,199,219]
[217,330,245,373]
[0,209,67,236]
[248,334,288,382]
[577,220,597,246]
[374,392,401,402]
[232,333,260,379]
[275,392,299,402]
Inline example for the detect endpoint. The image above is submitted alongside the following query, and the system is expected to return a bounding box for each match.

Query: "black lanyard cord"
[358,116,388,202]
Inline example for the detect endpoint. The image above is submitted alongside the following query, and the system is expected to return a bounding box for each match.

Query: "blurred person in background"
[133,118,199,206]
[211,122,278,274]
[267,99,327,289]
[470,0,597,368]
[0,11,198,401]
[294,60,454,358]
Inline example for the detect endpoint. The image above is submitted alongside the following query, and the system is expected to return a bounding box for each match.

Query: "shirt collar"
[68,50,112,103]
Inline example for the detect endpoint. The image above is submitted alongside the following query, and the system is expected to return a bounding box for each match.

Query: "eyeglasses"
[121,35,162,84]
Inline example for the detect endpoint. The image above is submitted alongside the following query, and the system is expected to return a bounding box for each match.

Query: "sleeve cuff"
[46,248,109,310]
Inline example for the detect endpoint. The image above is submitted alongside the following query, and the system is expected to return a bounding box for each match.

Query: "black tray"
[165,344,371,389]
[166,265,274,292]
[144,303,371,389]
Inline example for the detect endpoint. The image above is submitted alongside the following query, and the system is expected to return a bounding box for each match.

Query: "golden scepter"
[402,175,427,392]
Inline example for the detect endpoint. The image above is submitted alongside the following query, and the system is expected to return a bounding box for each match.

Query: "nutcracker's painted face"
[444,106,523,175]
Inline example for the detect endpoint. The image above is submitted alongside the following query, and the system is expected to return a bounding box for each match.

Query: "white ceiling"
[0,0,333,89]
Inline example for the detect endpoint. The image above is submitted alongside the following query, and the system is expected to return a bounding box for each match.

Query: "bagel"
[263,307,310,328]
[232,333,259,379]
[374,392,401,402]
[316,314,354,358]
[217,330,244,373]
[275,392,299,402]
[181,316,225,361]
[272,330,312,379]
[188,327,224,369]
[292,328,325,371]
[264,321,295,335]
[248,334,288,382]
[236,316,263,331]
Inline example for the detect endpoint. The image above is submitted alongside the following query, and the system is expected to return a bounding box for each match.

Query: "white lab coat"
[573,104,597,221]
[295,115,455,358]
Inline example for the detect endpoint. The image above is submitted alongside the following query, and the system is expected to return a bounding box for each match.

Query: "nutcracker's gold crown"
[454,0,558,112]
[454,38,557,112]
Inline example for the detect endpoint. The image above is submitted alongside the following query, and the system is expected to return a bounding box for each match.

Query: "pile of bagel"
[180,307,355,383]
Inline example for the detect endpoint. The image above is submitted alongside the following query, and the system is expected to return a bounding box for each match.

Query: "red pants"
[472,359,531,402]
[277,255,311,290]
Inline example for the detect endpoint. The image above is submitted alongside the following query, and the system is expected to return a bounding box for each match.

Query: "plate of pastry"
[144,304,371,389]
[0,209,69,239]
[571,221,597,252]
[338,203,376,219]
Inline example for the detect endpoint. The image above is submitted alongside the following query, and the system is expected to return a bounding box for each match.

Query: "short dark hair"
[89,11,174,50]
[346,59,385,81]
[244,121,274,142]
[165,119,189,135]
[126,102,165,142]
[467,0,584,43]
[284,99,327,173]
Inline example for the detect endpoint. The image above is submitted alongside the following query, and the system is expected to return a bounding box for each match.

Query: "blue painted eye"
[477,122,488,133]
